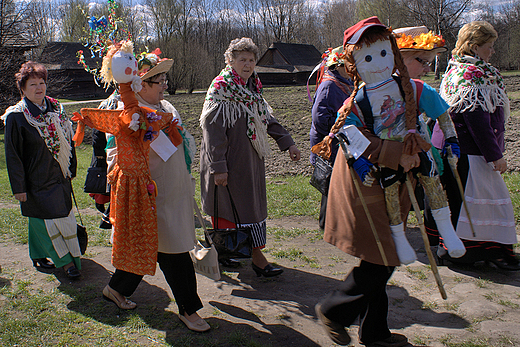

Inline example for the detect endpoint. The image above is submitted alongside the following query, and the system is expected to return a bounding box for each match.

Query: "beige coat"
[119,96,197,254]
[325,130,411,266]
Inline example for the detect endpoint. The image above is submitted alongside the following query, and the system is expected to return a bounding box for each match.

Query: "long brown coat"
[324,130,412,266]
[200,108,295,224]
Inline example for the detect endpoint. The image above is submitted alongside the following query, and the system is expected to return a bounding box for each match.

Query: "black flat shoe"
[487,258,520,271]
[65,266,81,279]
[252,263,283,277]
[32,258,55,269]
[219,258,241,268]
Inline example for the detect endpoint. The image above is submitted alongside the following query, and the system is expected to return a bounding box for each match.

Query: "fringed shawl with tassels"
[200,65,273,159]
[1,97,74,178]
[441,55,510,121]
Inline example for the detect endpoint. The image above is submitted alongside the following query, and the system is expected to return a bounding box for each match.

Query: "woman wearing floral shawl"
[2,61,81,279]
[200,37,300,277]
[433,21,518,270]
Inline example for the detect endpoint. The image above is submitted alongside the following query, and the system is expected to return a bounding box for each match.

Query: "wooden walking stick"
[446,148,476,237]
[405,173,447,300]
[336,133,389,268]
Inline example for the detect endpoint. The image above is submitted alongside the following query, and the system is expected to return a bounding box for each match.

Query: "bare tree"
[321,0,358,50]
[357,0,408,27]
[402,0,472,78]
[58,0,89,42]
[235,0,262,44]
[258,0,307,43]
[0,0,35,112]
[21,0,59,59]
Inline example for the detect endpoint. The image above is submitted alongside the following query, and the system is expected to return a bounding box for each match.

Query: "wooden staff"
[405,173,447,300]
[446,149,476,237]
[337,133,389,268]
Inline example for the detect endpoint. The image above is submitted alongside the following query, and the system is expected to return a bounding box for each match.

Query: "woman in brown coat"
[199,37,300,277]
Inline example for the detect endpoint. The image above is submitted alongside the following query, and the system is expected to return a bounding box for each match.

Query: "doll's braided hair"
[311,26,431,160]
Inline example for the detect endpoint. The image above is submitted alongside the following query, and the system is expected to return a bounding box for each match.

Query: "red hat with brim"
[343,16,386,47]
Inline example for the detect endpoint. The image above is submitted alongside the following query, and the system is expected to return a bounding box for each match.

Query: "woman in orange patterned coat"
[73,41,178,308]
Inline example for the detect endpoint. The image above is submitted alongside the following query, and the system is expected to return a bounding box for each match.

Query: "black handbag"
[72,187,88,255]
[76,224,88,255]
[208,186,253,259]
[309,156,333,196]
[83,166,107,194]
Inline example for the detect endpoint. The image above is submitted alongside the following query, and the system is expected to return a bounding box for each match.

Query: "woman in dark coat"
[2,61,80,279]
[310,46,354,230]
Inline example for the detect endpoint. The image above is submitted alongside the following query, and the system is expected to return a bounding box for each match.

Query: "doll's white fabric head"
[100,40,142,92]
[111,49,138,83]
[353,39,394,85]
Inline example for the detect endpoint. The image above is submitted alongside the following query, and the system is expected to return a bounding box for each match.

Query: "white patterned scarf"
[440,55,510,121]
[200,65,273,159]
[2,97,74,178]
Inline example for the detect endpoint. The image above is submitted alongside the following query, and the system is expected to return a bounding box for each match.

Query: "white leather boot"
[431,206,466,258]
[390,223,417,265]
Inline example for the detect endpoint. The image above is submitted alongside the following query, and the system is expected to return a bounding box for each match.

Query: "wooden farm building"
[256,43,322,85]
[0,33,38,113]
[1,32,38,52]
[39,42,114,99]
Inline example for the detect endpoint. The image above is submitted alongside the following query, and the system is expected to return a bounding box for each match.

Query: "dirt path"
[2,219,520,346]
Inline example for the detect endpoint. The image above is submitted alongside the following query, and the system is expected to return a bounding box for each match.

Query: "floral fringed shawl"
[440,55,510,120]
[200,65,273,159]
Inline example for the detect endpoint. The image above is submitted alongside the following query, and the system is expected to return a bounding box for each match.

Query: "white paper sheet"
[150,130,177,162]
[338,125,370,159]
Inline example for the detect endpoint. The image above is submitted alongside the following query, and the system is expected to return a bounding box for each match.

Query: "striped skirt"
[28,210,81,268]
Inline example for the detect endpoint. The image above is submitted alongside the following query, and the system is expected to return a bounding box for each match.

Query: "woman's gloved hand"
[442,137,460,158]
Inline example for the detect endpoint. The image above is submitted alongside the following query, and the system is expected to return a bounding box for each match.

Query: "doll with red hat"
[313,17,463,346]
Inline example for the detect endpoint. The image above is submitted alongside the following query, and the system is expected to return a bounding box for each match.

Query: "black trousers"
[319,194,327,230]
[109,252,203,315]
[318,261,395,344]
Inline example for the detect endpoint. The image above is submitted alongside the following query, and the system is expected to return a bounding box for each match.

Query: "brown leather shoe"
[315,303,351,345]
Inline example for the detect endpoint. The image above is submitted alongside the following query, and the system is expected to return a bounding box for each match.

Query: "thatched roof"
[39,42,102,71]
[1,32,38,49]
[256,42,321,74]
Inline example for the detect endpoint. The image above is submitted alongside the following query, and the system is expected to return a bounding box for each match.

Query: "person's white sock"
[390,223,417,265]
[431,206,466,258]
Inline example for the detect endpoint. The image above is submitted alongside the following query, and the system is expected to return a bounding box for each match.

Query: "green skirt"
[28,217,81,269]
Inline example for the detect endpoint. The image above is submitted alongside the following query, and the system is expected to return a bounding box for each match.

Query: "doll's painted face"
[111,50,138,83]
[353,39,394,84]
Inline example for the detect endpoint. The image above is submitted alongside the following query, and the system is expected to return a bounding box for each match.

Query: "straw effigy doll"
[72,40,181,275]
[312,17,466,265]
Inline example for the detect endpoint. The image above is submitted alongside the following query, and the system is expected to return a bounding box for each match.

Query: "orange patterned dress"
[74,83,173,275]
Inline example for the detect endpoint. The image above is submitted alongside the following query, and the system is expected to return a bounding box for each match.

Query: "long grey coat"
[200,108,295,224]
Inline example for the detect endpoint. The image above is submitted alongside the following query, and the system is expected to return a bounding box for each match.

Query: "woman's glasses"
[415,57,432,68]
[148,79,168,86]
